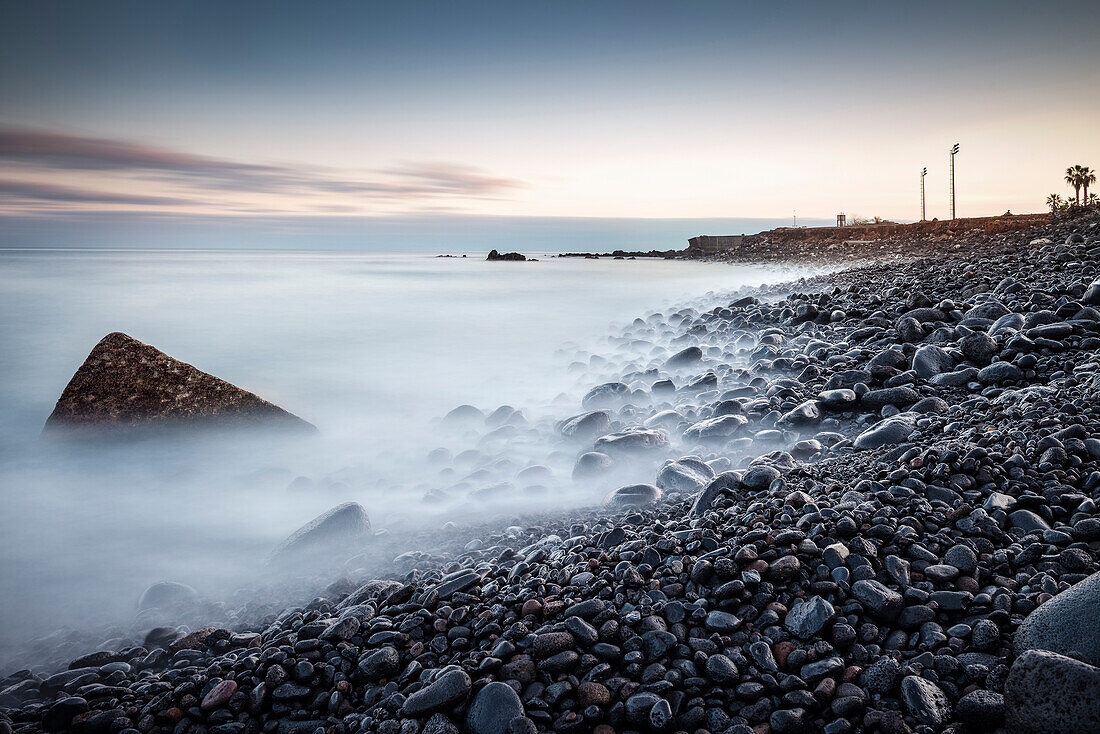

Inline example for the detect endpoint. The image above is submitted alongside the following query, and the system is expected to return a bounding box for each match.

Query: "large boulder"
[1005,649,1100,734]
[912,344,955,379]
[655,458,715,494]
[43,332,314,434]
[465,680,525,734]
[1015,570,1100,666]
[138,581,200,611]
[854,414,917,449]
[269,502,372,563]
[603,484,662,508]
[556,410,611,440]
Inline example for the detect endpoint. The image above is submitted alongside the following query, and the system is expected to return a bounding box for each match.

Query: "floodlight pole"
[949,143,960,219]
[920,167,927,221]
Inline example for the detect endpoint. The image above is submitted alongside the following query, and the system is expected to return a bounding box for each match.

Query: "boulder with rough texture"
[1015,570,1100,666]
[1004,649,1100,734]
[44,332,314,433]
[901,675,952,727]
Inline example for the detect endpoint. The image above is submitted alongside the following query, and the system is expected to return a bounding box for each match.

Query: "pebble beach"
[5,211,1100,734]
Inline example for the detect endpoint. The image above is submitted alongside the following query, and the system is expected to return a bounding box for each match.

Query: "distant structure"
[836,213,846,227]
[687,235,744,255]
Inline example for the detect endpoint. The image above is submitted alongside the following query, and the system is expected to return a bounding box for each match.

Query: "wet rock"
[594,428,669,453]
[912,344,954,378]
[683,414,748,440]
[854,415,916,449]
[852,579,904,620]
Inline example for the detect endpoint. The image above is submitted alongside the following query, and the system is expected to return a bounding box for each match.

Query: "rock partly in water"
[486,249,526,261]
[137,581,200,611]
[603,483,662,508]
[43,332,314,434]
[268,502,371,563]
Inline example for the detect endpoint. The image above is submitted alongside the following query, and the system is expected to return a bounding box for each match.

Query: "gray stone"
[603,483,663,508]
[912,344,955,378]
[594,427,669,453]
[138,581,199,611]
[956,689,1004,727]
[465,680,524,734]
[683,414,748,440]
[655,458,715,494]
[269,502,371,563]
[959,330,997,365]
[852,579,904,620]
[854,415,916,449]
[1005,649,1100,734]
[978,361,1025,384]
[1015,570,1100,667]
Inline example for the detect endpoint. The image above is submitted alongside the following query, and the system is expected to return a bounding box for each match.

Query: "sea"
[0,244,826,663]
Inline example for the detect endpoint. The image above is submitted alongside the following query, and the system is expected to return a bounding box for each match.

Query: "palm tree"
[1066,166,1083,204]
[1046,193,1064,212]
[1082,166,1096,204]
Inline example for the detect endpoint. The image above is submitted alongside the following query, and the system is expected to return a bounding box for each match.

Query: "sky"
[0,0,1098,247]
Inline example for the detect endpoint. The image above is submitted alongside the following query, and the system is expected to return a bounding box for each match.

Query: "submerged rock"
[43,332,314,434]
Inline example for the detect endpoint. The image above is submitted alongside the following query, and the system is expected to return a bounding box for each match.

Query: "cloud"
[0,178,204,207]
[0,127,525,203]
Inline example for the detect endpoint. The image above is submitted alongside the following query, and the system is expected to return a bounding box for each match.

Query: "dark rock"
[403,668,472,717]
[901,675,951,727]
[486,250,525,261]
[43,332,314,433]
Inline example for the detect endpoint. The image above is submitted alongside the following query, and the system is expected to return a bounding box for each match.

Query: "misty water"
[0,248,818,667]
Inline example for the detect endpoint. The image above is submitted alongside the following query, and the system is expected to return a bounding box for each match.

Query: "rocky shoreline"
[4,213,1100,734]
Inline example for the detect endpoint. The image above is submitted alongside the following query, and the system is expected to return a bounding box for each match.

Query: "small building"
[687,234,744,254]
[837,213,846,227]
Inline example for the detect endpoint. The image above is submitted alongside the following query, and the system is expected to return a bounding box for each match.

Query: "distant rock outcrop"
[486,249,526,261]
[43,332,315,434]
